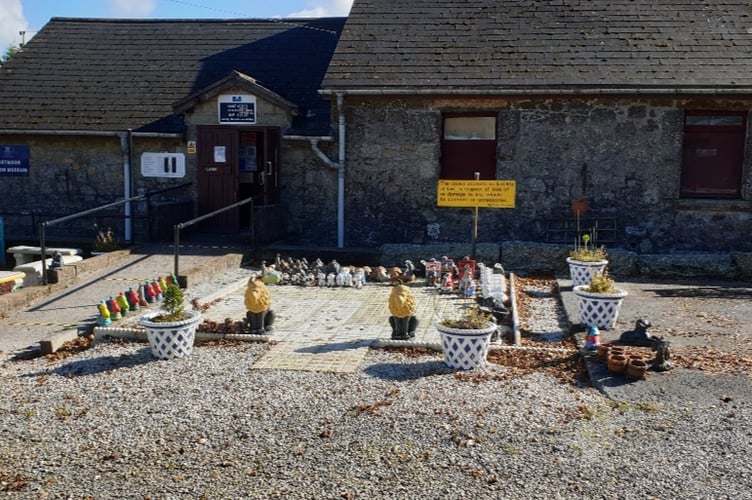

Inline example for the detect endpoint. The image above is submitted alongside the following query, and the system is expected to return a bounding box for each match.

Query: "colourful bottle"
[127,287,140,311]
[137,283,149,306]
[96,301,111,326]
[107,296,122,321]
[116,292,130,316]
[144,282,156,303]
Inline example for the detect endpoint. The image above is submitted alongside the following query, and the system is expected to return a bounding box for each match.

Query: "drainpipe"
[308,92,346,248]
[121,129,133,242]
[336,93,345,249]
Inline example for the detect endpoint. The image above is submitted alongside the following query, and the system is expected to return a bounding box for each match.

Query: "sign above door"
[218,94,257,125]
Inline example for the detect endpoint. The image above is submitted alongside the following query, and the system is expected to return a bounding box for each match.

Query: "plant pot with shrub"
[567,233,608,287]
[573,271,627,330]
[139,284,201,359]
[436,305,497,370]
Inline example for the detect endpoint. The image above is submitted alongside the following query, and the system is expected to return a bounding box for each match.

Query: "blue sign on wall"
[0,145,29,176]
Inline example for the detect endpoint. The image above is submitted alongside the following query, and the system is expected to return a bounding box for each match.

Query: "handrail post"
[250,198,256,255]
[173,223,180,286]
[40,222,47,285]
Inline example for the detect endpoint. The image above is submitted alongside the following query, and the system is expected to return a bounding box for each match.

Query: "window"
[680,111,746,198]
[440,114,497,180]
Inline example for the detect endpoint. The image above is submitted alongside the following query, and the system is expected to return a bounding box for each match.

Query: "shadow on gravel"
[25,348,153,378]
[364,360,449,381]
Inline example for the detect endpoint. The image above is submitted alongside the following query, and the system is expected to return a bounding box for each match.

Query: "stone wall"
[311,95,752,253]
[0,134,190,243]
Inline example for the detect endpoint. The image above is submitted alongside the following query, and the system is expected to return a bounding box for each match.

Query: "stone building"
[1,1,752,257]
[320,0,752,254]
[0,17,346,244]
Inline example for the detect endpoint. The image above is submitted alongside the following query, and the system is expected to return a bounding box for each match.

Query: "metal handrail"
[172,196,256,281]
[39,195,146,285]
[38,182,193,285]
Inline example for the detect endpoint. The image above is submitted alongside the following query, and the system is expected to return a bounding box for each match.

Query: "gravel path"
[1,271,751,498]
[2,342,750,498]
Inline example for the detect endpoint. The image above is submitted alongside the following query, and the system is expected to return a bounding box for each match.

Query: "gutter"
[319,86,752,97]
[0,129,183,138]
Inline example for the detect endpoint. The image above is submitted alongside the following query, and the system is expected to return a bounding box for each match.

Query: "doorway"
[197,126,280,232]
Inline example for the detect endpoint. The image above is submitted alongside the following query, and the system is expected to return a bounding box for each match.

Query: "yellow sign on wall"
[437,179,516,208]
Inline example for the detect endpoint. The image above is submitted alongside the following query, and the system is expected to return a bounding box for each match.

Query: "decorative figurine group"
[96,274,178,326]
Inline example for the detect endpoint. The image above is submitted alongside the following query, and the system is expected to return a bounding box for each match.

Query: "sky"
[0,0,353,51]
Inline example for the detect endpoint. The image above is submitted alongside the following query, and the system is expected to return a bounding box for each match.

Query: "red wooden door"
[680,112,746,198]
[197,126,239,232]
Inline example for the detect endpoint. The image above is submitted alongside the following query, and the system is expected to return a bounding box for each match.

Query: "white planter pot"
[573,285,627,330]
[139,310,201,359]
[436,322,497,370]
[566,257,608,287]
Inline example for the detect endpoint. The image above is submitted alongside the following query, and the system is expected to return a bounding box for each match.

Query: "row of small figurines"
[96,274,178,326]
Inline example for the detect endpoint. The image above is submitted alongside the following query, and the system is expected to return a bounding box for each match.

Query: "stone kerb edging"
[93,326,271,343]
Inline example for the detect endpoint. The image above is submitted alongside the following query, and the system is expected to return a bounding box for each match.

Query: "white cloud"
[0,0,28,50]
[108,0,157,17]
[287,0,353,18]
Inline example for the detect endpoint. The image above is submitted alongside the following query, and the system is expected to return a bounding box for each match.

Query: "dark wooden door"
[262,127,281,204]
[680,112,746,198]
[681,130,745,198]
[197,126,239,232]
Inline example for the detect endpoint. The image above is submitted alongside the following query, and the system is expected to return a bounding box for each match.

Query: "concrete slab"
[13,256,83,286]
[39,329,80,355]
[8,246,82,265]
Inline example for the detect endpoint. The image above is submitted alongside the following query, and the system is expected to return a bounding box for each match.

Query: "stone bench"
[0,271,26,294]
[7,245,82,266]
[13,255,83,286]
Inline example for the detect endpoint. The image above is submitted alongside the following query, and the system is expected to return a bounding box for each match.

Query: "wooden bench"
[7,245,82,266]
[13,255,83,286]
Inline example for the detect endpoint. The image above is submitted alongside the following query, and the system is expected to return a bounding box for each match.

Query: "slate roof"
[0,17,345,134]
[322,0,752,93]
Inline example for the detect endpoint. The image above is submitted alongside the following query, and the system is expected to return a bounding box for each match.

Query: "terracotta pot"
[608,346,626,358]
[626,359,649,380]
[596,343,613,359]
[628,353,643,364]
[607,354,627,374]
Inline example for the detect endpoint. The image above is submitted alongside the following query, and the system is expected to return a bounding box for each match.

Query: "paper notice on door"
[214,146,226,163]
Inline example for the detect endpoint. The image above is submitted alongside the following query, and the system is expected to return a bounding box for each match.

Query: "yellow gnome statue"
[388,284,418,340]
[244,275,275,334]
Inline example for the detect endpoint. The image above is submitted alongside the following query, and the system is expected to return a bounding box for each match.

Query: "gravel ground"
[1,272,751,498]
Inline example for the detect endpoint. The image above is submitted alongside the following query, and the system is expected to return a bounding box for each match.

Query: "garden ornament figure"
[245,275,275,334]
[650,336,673,372]
[584,325,601,350]
[50,251,63,269]
[388,284,418,340]
[619,318,654,346]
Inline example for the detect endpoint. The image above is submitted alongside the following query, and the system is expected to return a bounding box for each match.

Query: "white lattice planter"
[139,310,201,360]
[566,258,609,287]
[573,285,627,330]
[436,322,497,370]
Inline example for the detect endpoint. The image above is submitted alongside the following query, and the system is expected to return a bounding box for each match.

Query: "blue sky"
[1,0,353,50]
